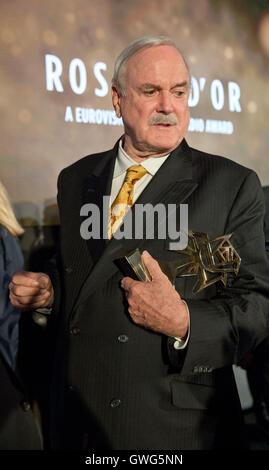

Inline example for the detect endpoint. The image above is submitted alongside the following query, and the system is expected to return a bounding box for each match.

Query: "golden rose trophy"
[115,231,241,292]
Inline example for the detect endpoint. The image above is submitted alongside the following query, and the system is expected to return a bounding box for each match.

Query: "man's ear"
[112,86,122,118]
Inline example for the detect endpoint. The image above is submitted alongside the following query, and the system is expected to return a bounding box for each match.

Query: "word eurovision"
[64,106,233,135]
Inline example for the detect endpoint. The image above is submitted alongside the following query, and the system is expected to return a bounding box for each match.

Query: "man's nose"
[156,91,173,114]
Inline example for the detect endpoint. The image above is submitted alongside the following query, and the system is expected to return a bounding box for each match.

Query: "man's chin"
[125,134,184,159]
[146,137,183,155]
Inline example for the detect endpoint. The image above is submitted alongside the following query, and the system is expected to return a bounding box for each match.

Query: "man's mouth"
[155,122,173,126]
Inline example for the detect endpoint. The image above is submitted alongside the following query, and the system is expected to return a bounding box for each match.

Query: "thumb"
[35,273,51,289]
[141,250,165,281]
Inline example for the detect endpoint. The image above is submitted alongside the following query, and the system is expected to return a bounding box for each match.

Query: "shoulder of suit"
[189,145,255,177]
[59,148,113,177]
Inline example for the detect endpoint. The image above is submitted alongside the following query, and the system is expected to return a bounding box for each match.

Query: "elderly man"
[10,36,269,450]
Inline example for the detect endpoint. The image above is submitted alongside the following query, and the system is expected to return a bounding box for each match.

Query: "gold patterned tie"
[109,165,147,238]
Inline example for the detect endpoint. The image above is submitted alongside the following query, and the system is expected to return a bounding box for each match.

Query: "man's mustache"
[149,114,177,125]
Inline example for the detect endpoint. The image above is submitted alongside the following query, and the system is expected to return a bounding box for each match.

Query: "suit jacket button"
[65,267,73,274]
[118,334,128,343]
[110,398,121,408]
[21,400,31,412]
[70,327,80,335]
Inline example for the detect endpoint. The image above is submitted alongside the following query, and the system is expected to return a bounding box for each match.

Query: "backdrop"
[1,0,269,226]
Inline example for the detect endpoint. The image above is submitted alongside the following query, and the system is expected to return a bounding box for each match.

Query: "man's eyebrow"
[140,81,189,89]
[172,81,189,88]
[140,83,161,89]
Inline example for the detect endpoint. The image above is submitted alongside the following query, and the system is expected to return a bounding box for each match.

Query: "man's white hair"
[112,35,190,97]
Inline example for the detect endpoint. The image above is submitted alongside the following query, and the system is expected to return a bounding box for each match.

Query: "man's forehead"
[125,44,188,78]
[132,43,181,58]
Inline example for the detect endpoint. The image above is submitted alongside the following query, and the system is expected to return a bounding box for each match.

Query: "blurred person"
[0,180,42,450]
[9,36,269,450]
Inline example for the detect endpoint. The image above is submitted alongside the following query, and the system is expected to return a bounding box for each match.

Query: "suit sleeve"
[42,171,65,319]
[168,170,269,374]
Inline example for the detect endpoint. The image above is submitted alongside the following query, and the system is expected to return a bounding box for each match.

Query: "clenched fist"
[9,271,54,311]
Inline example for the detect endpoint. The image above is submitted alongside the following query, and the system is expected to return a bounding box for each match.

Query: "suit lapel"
[63,145,117,317]
[72,139,198,312]
[82,150,116,264]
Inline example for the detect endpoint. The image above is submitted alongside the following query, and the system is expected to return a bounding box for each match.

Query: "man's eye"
[174,90,184,97]
[144,90,155,95]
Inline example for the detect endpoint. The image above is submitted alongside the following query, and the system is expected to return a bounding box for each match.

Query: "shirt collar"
[113,139,170,178]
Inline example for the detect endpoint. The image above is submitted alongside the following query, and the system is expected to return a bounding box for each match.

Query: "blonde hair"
[0,181,24,237]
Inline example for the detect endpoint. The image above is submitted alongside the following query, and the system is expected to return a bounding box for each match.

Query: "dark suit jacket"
[49,139,269,450]
[0,352,42,450]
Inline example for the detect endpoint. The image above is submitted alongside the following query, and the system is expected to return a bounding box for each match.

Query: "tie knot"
[125,165,147,184]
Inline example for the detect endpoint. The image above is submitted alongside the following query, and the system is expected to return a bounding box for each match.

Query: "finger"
[124,292,140,310]
[37,274,51,289]
[11,271,47,287]
[121,276,139,292]
[128,308,144,325]
[141,251,165,281]
[9,291,51,308]
[9,283,48,297]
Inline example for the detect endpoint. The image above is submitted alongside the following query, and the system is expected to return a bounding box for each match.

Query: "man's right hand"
[9,271,54,311]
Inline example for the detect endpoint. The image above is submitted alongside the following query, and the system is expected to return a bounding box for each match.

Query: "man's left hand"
[121,250,189,338]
